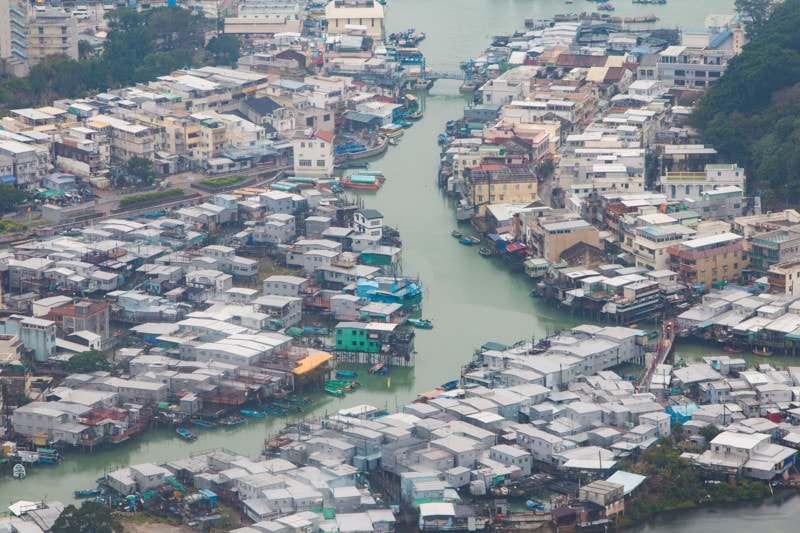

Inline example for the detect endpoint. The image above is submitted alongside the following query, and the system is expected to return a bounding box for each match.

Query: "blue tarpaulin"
[1,176,16,183]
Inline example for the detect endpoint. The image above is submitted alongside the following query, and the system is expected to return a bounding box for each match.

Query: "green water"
[7,6,787,532]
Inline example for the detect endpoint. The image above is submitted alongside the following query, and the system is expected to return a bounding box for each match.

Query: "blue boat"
[176,428,197,441]
[336,370,358,378]
[190,418,216,429]
[407,318,433,329]
[219,415,245,427]
[74,488,102,499]
[441,380,459,391]
[240,409,266,418]
[459,237,475,246]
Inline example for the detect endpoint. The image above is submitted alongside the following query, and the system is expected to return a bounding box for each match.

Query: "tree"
[65,350,111,374]
[0,184,27,214]
[126,156,155,185]
[735,0,772,38]
[207,34,241,66]
[52,501,123,533]
[698,424,722,444]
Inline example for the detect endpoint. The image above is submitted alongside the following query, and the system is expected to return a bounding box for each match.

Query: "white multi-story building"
[0,0,30,76]
[659,163,745,201]
[292,128,335,177]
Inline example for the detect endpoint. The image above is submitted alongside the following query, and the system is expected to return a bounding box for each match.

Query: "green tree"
[126,156,155,185]
[735,0,772,38]
[65,350,111,374]
[0,184,28,215]
[52,501,123,533]
[698,424,722,444]
[147,7,209,53]
[207,34,241,66]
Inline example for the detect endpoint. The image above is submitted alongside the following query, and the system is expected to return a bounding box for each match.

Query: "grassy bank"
[615,438,770,529]
[200,175,249,189]
[118,189,184,209]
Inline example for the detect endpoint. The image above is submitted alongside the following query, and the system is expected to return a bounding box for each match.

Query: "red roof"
[314,129,335,143]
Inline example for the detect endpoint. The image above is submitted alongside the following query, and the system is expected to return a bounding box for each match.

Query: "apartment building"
[30,9,78,67]
[668,232,746,289]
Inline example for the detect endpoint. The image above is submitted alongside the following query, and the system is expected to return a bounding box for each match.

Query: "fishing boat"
[74,488,102,499]
[274,402,304,414]
[190,418,217,429]
[335,162,370,170]
[340,176,381,190]
[260,404,288,416]
[379,124,405,138]
[325,386,346,398]
[176,427,198,441]
[478,247,492,257]
[288,395,313,405]
[441,380,459,391]
[240,409,266,418]
[438,133,448,145]
[12,464,25,479]
[723,345,743,354]
[753,347,773,357]
[459,237,475,246]
[407,318,433,329]
[406,110,423,120]
[368,362,386,375]
[219,415,245,427]
[451,230,463,238]
[335,370,358,378]
[325,379,361,390]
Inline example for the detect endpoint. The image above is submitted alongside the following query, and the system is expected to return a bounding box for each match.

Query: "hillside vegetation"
[692,0,800,207]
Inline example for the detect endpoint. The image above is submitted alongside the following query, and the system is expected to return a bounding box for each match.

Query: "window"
[316,159,325,167]
[298,159,312,167]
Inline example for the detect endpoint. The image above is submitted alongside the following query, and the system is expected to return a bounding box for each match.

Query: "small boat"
[388,138,399,146]
[440,380,459,391]
[407,318,433,329]
[260,404,288,416]
[12,464,25,480]
[219,415,245,427]
[335,162,370,170]
[240,409,266,418]
[325,386,346,398]
[325,379,361,391]
[451,230,463,238]
[74,488,102,499]
[288,396,313,405]
[368,362,386,375]
[478,247,492,257]
[176,428,198,441]
[340,176,381,190]
[753,347,773,357]
[526,500,546,511]
[336,370,358,378]
[723,345,743,354]
[459,237,475,246]
[406,110,423,120]
[190,418,217,429]
[437,133,448,145]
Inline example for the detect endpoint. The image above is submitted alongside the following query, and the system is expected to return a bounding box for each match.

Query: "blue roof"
[1,176,16,183]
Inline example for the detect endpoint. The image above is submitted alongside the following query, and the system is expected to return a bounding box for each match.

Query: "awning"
[1,176,16,183]
[695,321,713,329]
[293,350,333,375]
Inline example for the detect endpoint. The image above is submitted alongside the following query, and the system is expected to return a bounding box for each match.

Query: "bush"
[200,174,249,189]
[118,188,183,208]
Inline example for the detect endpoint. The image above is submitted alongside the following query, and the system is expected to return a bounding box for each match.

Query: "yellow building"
[468,164,538,217]
[668,232,745,289]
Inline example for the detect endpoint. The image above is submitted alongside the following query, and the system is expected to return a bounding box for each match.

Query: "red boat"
[752,347,773,357]
[340,177,381,190]
[723,345,743,354]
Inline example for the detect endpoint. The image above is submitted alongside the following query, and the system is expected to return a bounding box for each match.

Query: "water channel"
[7,0,800,529]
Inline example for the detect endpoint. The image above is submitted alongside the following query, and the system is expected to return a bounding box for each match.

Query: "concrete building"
[0,0,30,76]
[529,218,601,264]
[292,129,335,177]
[30,9,79,67]
[324,0,386,41]
[668,232,746,289]
[659,164,745,202]
[46,299,110,342]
